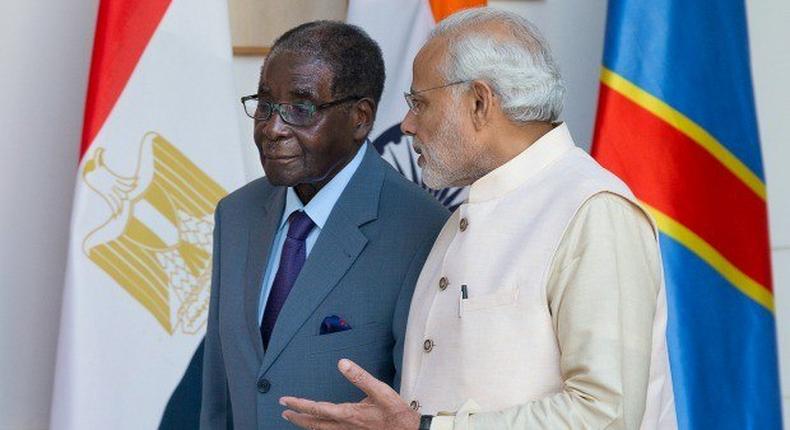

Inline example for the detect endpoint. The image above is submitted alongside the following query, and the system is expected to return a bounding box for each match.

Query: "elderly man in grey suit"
[199,21,449,429]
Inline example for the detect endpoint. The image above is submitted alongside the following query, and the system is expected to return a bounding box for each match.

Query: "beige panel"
[229,0,348,54]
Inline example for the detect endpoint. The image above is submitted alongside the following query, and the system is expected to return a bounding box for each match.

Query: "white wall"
[0,1,98,429]
[748,0,790,419]
[1,1,787,428]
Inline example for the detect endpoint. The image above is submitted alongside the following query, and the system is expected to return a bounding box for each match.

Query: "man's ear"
[469,80,495,130]
[352,98,376,141]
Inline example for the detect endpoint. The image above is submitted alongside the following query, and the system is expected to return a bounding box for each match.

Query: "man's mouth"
[266,155,297,159]
[411,143,425,167]
[264,154,299,164]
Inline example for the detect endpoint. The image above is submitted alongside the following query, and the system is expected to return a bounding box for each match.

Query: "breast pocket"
[460,284,519,316]
[301,323,396,399]
[306,322,391,356]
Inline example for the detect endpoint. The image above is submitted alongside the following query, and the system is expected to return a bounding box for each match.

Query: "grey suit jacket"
[200,146,449,429]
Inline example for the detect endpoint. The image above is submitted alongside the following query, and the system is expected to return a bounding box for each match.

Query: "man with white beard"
[280,7,676,429]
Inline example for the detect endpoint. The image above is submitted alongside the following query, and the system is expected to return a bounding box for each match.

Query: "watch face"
[372,123,467,210]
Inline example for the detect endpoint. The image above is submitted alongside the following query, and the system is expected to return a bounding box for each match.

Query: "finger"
[282,410,338,430]
[337,359,395,403]
[280,397,348,421]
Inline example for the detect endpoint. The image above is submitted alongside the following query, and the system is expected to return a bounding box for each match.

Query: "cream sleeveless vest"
[399,124,675,428]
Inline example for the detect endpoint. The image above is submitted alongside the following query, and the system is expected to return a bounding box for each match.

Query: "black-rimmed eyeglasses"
[240,94,362,126]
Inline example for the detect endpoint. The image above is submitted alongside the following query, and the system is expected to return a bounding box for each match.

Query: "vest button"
[410,400,421,411]
[439,277,449,291]
[257,378,271,393]
[459,218,469,232]
[423,339,434,352]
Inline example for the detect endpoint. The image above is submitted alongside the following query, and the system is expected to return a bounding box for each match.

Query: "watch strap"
[419,414,434,430]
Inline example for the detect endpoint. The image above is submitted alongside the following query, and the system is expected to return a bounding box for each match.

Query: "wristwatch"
[419,414,434,430]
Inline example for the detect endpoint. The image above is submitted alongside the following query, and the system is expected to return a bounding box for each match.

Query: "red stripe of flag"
[592,83,772,291]
[80,0,172,160]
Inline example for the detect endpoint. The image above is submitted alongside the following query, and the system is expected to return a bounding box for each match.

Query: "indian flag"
[347,0,486,210]
[50,0,249,428]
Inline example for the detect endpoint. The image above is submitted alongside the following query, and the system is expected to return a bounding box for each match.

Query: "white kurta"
[400,124,676,429]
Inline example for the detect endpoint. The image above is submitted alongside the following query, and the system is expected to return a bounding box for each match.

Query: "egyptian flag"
[50,1,249,428]
[347,0,486,210]
[592,1,782,428]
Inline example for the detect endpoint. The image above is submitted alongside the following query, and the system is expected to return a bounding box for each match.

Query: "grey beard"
[416,121,487,190]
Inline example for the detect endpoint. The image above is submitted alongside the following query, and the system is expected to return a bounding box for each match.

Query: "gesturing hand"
[280,358,420,430]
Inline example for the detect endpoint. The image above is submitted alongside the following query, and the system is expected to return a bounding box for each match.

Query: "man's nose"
[401,110,417,136]
[256,110,291,143]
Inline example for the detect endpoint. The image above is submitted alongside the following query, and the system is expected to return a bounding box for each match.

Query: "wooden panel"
[232,46,271,56]
[229,0,348,55]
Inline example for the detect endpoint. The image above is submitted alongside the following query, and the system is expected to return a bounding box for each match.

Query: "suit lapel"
[243,186,286,362]
[260,146,385,374]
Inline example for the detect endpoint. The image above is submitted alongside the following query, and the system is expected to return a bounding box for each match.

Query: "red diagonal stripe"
[592,83,772,290]
[80,0,172,160]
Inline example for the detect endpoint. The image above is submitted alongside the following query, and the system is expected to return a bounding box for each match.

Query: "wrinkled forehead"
[258,51,334,98]
[412,38,450,89]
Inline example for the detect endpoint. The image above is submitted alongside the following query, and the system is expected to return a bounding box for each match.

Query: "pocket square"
[320,315,352,335]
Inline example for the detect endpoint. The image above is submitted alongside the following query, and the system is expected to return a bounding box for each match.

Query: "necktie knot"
[286,211,315,240]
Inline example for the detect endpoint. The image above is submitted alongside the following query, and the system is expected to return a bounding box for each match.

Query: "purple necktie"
[260,210,315,350]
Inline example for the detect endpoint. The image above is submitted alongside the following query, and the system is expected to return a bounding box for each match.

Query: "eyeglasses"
[240,94,362,126]
[403,80,470,115]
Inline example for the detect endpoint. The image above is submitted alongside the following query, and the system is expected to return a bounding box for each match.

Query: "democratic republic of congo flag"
[592,1,782,429]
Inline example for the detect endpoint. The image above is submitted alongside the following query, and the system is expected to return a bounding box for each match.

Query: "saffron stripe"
[642,201,773,311]
[429,0,487,22]
[592,83,772,290]
[600,68,766,200]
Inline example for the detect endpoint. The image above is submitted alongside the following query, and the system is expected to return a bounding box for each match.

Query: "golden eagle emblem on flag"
[81,132,226,335]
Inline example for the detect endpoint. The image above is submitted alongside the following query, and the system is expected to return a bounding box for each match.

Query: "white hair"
[430,7,565,123]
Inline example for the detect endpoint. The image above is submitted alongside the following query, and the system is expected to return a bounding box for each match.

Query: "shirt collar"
[280,141,368,230]
[468,123,576,204]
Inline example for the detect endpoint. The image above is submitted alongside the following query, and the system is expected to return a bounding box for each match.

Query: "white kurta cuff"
[431,400,481,430]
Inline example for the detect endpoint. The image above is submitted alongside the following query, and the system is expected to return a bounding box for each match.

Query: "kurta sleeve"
[437,192,661,429]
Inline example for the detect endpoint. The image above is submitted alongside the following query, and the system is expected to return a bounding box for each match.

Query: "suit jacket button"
[459,218,469,232]
[257,378,271,393]
[439,277,449,291]
[423,339,434,352]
